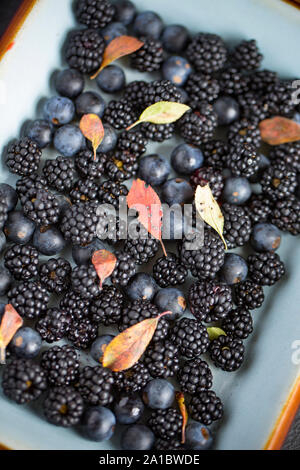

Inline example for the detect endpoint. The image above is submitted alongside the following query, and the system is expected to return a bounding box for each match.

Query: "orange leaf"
[0,304,23,364]
[127,179,167,257]
[90,35,144,79]
[260,116,300,145]
[102,311,172,371]
[92,249,117,289]
[79,114,104,160]
[176,392,188,444]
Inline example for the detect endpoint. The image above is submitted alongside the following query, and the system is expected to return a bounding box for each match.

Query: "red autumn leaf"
[0,304,23,364]
[90,35,144,79]
[259,116,300,145]
[79,114,104,160]
[102,311,172,371]
[92,249,117,289]
[127,179,167,256]
[176,392,188,444]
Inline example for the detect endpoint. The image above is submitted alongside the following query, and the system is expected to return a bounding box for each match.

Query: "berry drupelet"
[190,166,224,199]
[271,196,300,236]
[75,149,107,180]
[114,363,151,393]
[61,202,99,246]
[170,317,210,359]
[143,340,179,379]
[189,391,223,425]
[261,161,298,201]
[234,280,265,310]
[35,307,72,343]
[209,335,245,372]
[222,307,253,340]
[75,0,115,29]
[8,281,50,319]
[247,252,285,286]
[43,386,84,427]
[148,408,183,441]
[152,253,188,288]
[41,345,80,386]
[189,280,233,322]
[178,104,218,146]
[39,257,71,294]
[222,203,252,249]
[98,180,128,209]
[60,290,90,320]
[177,358,213,395]
[76,366,114,406]
[186,33,227,74]
[4,244,39,281]
[65,28,105,74]
[90,285,124,325]
[130,37,164,72]
[111,251,136,287]
[124,235,159,265]
[6,137,41,176]
[42,156,76,192]
[231,39,263,71]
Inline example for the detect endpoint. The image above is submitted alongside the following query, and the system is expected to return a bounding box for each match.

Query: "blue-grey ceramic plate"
[0,0,300,450]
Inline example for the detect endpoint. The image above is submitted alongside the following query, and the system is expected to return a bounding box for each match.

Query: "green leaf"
[127,101,190,130]
[207,327,226,341]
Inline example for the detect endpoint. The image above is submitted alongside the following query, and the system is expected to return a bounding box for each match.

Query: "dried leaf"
[176,392,188,444]
[195,184,227,249]
[127,101,190,130]
[207,327,226,341]
[92,249,117,289]
[0,304,23,364]
[102,311,172,371]
[260,116,300,145]
[127,179,167,256]
[79,114,104,160]
[91,36,144,79]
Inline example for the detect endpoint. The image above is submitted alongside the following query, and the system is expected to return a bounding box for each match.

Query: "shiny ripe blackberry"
[218,67,250,97]
[8,281,50,319]
[140,122,175,142]
[103,99,137,130]
[185,73,220,105]
[264,80,295,117]
[61,202,99,245]
[2,358,47,404]
[111,251,136,287]
[69,178,99,204]
[143,341,179,379]
[269,142,300,174]
[247,251,285,286]
[201,139,229,170]
[186,33,227,74]
[190,166,224,199]
[234,280,264,310]
[155,438,184,451]
[209,335,245,372]
[117,130,148,157]
[0,195,8,229]
[68,316,98,349]
[222,307,253,340]
[189,280,233,322]
[189,391,223,425]
[41,345,80,386]
[21,188,60,226]
[76,366,114,406]
[42,156,76,192]
[130,37,163,72]
[60,290,90,320]
[65,28,105,74]
[90,285,124,325]
[244,194,273,224]
[43,386,84,427]
[237,92,268,121]
[226,143,260,178]
[153,253,187,288]
[98,180,128,209]
[71,265,101,300]
[170,317,210,359]
[16,174,48,199]
[6,137,41,176]
[261,161,297,201]
[227,118,261,148]
[148,408,182,440]
[119,300,169,342]
[39,257,71,294]
[124,236,159,265]
[4,244,39,281]
[114,363,151,393]
[75,149,107,180]
[178,358,213,395]
[35,307,72,343]
[105,151,138,181]
[249,69,279,94]
[222,203,252,249]
[178,104,218,146]
[75,0,115,29]
[231,39,262,71]
[271,196,300,236]
[142,79,182,108]
[123,80,148,110]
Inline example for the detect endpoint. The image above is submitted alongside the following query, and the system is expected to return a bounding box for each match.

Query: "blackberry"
[105,151,138,181]
[189,391,223,425]
[201,139,229,170]
[119,300,170,342]
[222,307,253,340]
[16,174,48,199]
[130,37,163,72]
[39,257,71,294]
[142,79,182,108]
[2,358,47,404]
[263,80,295,117]
[114,363,151,393]
[190,166,224,199]
[180,230,225,280]
[222,203,252,249]
[185,73,220,105]
[4,244,39,281]
[248,69,279,94]
[61,202,99,245]
[123,80,148,109]
[0,195,8,229]
[143,340,179,378]
[69,178,99,204]
[260,161,297,201]
[98,180,128,209]
[117,130,148,157]
[68,316,98,349]
[186,33,227,74]
[103,99,137,130]
[41,345,79,386]
[225,143,260,178]
[75,149,107,180]
[75,0,115,29]
[231,39,263,71]
[43,386,84,427]
[178,358,213,395]
[35,307,72,343]
[124,236,159,266]
[111,251,136,287]
[90,285,124,325]
[97,212,126,245]
[218,67,250,97]
[42,156,76,192]
[140,122,175,142]
[65,28,105,74]
[148,408,182,440]
[6,137,41,176]
[209,335,245,371]
[155,439,184,451]
[237,92,268,121]
[248,252,285,286]
[178,104,218,146]
[60,290,90,320]
[76,366,114,406]
[227,118,261,148]
[71,265,101,300]
[21,188,60,226]
[8,281,50,319]
[170,317,210,359]
[269,142,300,174]
[234,280,265,310]
[152,253,188,288]
[244,194,273,224]
[271,196,300,236]
[189,280,233,322]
